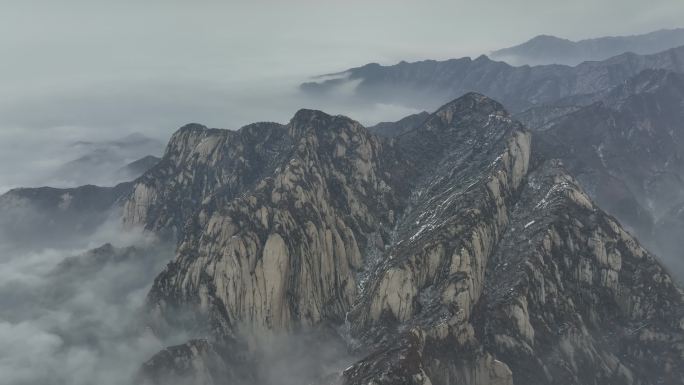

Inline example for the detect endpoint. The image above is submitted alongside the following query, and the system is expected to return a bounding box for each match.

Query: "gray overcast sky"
[2,0,683,126]
[3,0,684,87]
[1,0,683,190]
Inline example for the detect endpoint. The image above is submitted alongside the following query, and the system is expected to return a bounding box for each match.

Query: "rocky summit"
[121,93,683,385]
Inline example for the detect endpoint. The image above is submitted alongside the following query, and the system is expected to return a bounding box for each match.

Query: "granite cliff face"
[127,93,684,385]
[122,122,294,238]
[133,112,401,337]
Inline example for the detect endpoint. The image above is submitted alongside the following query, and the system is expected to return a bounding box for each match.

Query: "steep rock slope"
[491,29,684,66]
[300,46,684,112]
[528,69,684,280]
[131,94,683,385]
[479,161,683,385]
[123,122,293,238]
[343,94,531,385]
[125,113,405,336]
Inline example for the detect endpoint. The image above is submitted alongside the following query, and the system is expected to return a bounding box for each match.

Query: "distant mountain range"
[50,133,163,188]
[0,182,133,251]
[301,45,684,112]
[491,28,684,66]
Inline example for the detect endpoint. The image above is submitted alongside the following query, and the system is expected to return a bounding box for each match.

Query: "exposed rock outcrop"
[131,112,401,337]
[480,160,684,385]
[131,93,683,385]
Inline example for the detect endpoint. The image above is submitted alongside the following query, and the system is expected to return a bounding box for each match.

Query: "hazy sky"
[1,0,683,190]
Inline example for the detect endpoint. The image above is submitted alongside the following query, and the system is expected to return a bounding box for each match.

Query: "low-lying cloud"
[0,76,421,193]
[0,212,183,385]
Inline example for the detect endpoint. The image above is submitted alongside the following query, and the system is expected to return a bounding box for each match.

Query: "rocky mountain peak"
[125,93,683,385]
[288,108,366,143]
[176,122,210,134]
[396,93,523,178]
[290,108,332,125]
[431,92,509,125]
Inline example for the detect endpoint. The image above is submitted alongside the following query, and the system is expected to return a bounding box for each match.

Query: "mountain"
[0,182,133,250]
[368,111,430,137]
[117,155,162,180]
[123,94,683,385]
[300,46,684,113]
[527,69,684,281]
[491,28,684,66]
[0,137,160,250]
[0,152,161,251]
[49,133,164,188]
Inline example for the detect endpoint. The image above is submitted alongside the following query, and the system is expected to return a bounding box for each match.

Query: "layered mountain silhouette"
[300,46,684,112]
[50,133,164,188]
[0,182,133,249]
[491,28,684,66]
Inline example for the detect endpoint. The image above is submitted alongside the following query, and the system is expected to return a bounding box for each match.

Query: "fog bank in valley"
[0,211,182,385]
